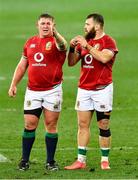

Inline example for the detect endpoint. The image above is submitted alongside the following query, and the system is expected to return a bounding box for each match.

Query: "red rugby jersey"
[23,36,66,91]
[76,34,118,90]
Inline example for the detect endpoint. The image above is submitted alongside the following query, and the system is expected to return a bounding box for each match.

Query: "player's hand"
[70,38,78,48]
[75,35,87,48]
[53,25,58,37]
[8,86,17,97]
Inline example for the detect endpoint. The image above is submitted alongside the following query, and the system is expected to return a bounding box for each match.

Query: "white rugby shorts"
[24,84,63,112]
[75,83,113,112]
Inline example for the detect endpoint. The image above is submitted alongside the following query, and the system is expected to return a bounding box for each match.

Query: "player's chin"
[42,31,50,37]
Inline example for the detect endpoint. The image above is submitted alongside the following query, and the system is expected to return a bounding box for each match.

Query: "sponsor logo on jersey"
[83,54,94,69]
[45,42,52,50]
[34,52,44,62]
[32,52,46,66]
[84,54,93,64]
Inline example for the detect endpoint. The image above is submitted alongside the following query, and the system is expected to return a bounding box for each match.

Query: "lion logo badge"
[45,42,52,50]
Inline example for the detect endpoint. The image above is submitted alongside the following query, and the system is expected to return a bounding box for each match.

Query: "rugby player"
[8,13,67,171]
[64,13,118,170]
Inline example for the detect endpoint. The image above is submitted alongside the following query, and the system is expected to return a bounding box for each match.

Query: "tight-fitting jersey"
[76,34,118,90]
[23,36,66,91]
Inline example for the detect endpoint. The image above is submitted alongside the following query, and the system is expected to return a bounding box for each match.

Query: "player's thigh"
[75,88,94,111]
[24,114,39,130]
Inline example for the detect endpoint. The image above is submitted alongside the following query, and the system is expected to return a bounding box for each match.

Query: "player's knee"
[45,120,55,127]
[25,121,37,130]
[96,111,110,130]
[98,119,110,129]
[99,128,111,137]
[45,118,58,132]
[78,119,89,129]
[46,123,57,133]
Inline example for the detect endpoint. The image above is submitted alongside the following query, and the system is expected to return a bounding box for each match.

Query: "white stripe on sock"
[78,154,86,163]
[78,146,87,150]
[101,156,109,162]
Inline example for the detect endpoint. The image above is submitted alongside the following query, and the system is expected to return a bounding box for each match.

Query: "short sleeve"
[104,36,118,55]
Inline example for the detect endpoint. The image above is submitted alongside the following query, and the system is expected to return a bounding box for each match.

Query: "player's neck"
[94,31,105,40]
[39,35,52,39]
[38,33,53,38]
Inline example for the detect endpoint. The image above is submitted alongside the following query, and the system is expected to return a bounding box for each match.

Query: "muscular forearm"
[68,53,76,66]
[10,65,26,88]
[10,60,27,88]
[75,35,113,64]
[68,47,80,66]
[8,58,28,97]
[86,44,113,64]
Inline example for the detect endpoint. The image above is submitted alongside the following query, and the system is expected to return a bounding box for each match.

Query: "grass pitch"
[0,0,138,179]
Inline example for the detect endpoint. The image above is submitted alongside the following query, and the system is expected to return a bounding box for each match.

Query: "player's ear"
[95,23,100,30]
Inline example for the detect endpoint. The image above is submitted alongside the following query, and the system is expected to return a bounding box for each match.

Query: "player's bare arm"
[86,43,114,64]
[68,37,80,66]
[53,27,67,51]
[8,57,28,97]
[75,35,114,64]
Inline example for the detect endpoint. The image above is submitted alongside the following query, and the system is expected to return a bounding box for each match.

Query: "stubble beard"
[84,27,96,40]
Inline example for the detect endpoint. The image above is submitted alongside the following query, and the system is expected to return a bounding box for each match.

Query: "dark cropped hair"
[86,13,104,27]
[38,13,54,21]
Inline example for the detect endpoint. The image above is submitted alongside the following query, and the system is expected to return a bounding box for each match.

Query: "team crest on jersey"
[26,100,31,107]
[45,42,52,50]
[94,43,100,50]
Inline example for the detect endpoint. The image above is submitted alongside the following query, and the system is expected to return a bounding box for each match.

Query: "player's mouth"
[43,29,49,33]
